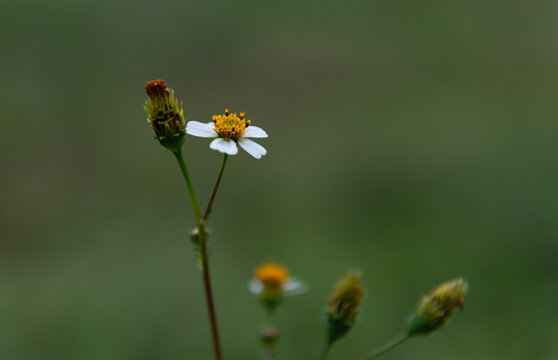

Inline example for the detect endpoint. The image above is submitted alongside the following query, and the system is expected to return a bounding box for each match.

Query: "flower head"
[326,272,364,344]
[186,109,268,159]
[408,278,468,336]
[248,262,306,312]
[144,79,185,151]
[255,262,290,291]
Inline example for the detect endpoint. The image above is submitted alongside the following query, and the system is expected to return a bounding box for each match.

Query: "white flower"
[186,109,268,159]
[248,276,308,297]
[248,262,308,297]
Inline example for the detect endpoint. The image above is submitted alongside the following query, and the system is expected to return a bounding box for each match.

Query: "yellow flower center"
[213,109,251,141]
[255,262,289,289]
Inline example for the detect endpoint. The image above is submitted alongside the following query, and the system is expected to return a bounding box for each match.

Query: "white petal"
[209,138,238,155]
[248,279,263,295]
[238,138,267,159]
[186,121,216,138]
[282,277,308,296]
[243,125,268,138]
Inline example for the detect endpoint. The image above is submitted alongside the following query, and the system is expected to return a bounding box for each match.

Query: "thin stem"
[262,348,274,360]
[203,154,228,222]
[320,342,331,360]
[361,334,410,360]
[173,149,222,360]
[260,309,277,360]
[264,308,276,327]
[173,150,203,227]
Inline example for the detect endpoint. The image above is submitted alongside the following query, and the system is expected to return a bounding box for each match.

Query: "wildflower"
[144,79,186,151]
[186,109,268,158]
[408,278,468,336]
[325,272,364,345]
[248,262,306,312]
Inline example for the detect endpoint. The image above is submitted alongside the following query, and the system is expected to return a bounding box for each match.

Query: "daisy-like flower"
[186,109,268,159]
[249,262,306,296]
[248,262,307,311]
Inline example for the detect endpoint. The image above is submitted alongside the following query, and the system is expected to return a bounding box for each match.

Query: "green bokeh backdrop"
[1,1,557,359]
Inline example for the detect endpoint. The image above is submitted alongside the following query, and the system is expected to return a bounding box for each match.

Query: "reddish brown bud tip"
[145,79,168,99]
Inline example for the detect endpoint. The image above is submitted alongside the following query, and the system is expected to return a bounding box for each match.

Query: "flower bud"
[189,227,211,247]
[144,79,186,151]
[326,272,364,344]
[260,327,280,348]
[189,227,200,246]
[408,278,468,336]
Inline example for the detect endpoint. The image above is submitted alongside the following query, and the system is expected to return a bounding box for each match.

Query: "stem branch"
[203,154,228,222]
[173,149,222,360]
[320,342,331,360]
[361,334,410,360]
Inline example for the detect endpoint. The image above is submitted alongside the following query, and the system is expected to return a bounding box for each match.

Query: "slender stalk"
[173,150,203,227]
[203,154,228,222]
[320,342,331,360]
[262,348,274,360]
[260,307,279,360]
[173,149,222,360]
[260,309,277,360]
[361,334,410,360]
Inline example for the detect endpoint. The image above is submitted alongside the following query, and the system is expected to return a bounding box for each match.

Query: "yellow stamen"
[212,109,250,141]
[255,262,289,289]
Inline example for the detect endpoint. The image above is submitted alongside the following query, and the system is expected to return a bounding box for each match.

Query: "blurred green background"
[1,0,557,359]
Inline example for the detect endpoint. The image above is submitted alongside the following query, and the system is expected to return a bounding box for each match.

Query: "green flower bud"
[144,79,186,151]
[260,327,280,348]
[408,278,468,336]
[189,227,211,247]
[326,272,364,344]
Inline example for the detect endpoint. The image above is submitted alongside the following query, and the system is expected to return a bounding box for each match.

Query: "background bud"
[408,278,468,336]
[189,227,200,247]
[260,327,280,348]
[326,272,364,344]
[189,227,211,246]
[144,79,186,151]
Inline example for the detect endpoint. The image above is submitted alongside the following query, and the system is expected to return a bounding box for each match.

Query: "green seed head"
[260,327,280,348]
[409,278,468,336]
[144,79,185,151]
[326,272,364,344]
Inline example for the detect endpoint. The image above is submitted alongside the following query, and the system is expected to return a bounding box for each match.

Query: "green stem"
[320,342,331,360]
[173,149,222,360]
[260,309,277,360]
[262,347,274,360]
[361,334,410,360]
[173,150,203,227]
[264,307,276,327]
[203,154,228,222]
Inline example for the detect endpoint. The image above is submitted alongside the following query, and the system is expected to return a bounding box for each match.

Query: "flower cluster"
[144,80,268,158]
[142,79,470,360]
